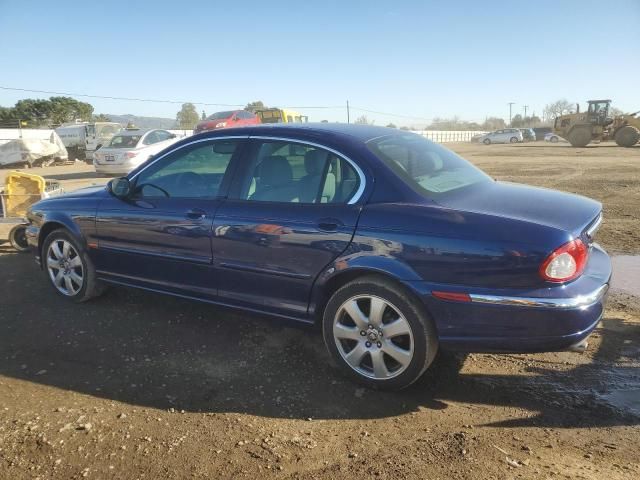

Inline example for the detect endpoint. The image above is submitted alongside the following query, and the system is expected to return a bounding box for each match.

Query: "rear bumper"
[409,244,612,353]
[94,160,138,175]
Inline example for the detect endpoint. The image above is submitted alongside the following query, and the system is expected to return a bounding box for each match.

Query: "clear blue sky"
[1,0,638,125]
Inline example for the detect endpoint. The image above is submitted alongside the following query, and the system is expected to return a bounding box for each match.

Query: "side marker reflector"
[432,291,471,302]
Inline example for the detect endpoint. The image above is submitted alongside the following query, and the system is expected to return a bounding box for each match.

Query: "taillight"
[125,152,138,159]
[539,238,588,282]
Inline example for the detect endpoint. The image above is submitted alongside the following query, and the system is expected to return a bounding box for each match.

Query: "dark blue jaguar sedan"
[26,124,611,389]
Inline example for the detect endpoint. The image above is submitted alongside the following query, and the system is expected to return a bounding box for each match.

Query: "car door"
[211,137,365,317]
[93,137,246,298]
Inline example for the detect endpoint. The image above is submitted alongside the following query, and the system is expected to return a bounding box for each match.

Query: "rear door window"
[231,140,361,204]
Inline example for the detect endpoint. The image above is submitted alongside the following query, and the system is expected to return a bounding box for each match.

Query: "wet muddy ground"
[0,141,638,479]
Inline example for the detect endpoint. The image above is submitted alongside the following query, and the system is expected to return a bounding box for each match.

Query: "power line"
[0,86,344,110]
[350,105,433,121]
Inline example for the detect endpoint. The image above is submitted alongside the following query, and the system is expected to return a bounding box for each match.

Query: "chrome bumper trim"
[469,284,608,309]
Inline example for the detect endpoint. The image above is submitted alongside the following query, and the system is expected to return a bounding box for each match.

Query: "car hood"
[435,181,601,236]
[57,185,107,199]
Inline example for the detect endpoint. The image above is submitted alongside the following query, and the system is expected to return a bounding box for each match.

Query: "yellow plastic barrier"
[1,171,62,218]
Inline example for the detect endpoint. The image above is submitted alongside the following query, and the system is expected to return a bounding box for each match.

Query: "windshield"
[207,111,234,120]
[367,134,491,194]
[109,135,141,148]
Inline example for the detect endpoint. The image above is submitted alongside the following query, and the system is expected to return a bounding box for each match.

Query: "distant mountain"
[101,114,177,129]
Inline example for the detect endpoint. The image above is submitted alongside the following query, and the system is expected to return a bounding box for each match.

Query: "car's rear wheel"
[509,136,518,143]
[550,136,559,143]
[483,138,491,145]
[43,229,106,302]
[322,276,438,390]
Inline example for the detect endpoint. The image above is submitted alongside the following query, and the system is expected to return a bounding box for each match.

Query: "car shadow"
[0,249,637,428]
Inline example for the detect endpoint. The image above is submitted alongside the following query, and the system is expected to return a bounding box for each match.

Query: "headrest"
[259,155,292,187]
[304,149,329,175]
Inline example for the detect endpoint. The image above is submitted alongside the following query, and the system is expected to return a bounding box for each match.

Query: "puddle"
[600,388,640,416]
[611,255,640,297]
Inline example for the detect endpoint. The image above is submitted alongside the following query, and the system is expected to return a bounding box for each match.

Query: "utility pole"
[346,100,350,124]
[523,105,529,125]
[508,102,515,126]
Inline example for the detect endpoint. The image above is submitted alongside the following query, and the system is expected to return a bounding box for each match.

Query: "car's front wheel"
[510,136,518,143]
[43,229,105,302]
[483,138,491,145]
[322,276,438,390]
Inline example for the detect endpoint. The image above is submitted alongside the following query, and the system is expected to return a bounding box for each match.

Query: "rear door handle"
[186,208,207,220]
[317,217,343,232]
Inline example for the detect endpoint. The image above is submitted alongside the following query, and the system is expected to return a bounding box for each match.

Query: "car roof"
[195,122,402,142]
[115,129,151,136]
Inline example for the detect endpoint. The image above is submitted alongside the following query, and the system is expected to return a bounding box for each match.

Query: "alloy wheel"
[333,295,414,380]
[47,239,84,296]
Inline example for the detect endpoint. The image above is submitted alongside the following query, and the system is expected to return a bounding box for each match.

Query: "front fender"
[29,198,99,264]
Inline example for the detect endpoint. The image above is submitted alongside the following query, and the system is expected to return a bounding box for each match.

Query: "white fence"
[413,130,487,143]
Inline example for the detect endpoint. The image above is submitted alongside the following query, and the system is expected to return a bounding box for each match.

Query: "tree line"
[0,96,98,128]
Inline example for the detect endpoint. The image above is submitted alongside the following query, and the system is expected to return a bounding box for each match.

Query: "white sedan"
[544,132,567,143]
[93,129,180,175]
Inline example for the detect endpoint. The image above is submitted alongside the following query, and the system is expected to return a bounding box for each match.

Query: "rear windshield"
[207,111,234,120]
[367,134,491,194]
[109,135,141,148]
[96,124,121,139]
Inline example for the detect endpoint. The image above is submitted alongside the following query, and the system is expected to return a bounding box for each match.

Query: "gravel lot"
[0,141,638,479]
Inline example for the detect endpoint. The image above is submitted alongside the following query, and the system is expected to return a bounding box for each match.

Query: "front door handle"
[186,208,207,220]
[317,217,343,232]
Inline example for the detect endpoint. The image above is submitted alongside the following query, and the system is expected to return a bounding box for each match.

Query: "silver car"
[478,128,523,145]
[93,129,180,175]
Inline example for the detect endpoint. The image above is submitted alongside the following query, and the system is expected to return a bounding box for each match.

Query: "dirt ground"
[0,141,638,479]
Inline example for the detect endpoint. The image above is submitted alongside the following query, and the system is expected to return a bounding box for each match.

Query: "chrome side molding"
[469,284,608,310]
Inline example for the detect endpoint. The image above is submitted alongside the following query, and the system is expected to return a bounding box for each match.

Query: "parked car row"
[471,127,555,145]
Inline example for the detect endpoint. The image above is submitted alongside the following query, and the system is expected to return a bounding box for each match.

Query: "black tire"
[322,275,438,390]
[9,225,29,253]
[614,126,640,148]
[550,136,559,143]
[568,127,592,147]
[509,136,518,143]
[42,229,106,303]
[483,138,491,145]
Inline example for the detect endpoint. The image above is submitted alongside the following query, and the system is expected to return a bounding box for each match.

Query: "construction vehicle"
[553,99,613,147]
[553,100,640,148]
[611,111,640,147]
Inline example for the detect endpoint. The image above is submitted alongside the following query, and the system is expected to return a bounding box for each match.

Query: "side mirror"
[108,177,132,199]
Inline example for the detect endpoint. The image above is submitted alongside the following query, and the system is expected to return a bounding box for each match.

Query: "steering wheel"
[176,171,206,190]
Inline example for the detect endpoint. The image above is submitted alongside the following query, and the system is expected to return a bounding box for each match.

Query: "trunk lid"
[436,181,602,239]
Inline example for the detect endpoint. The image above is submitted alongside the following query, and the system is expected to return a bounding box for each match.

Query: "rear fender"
[309,251,423,323]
